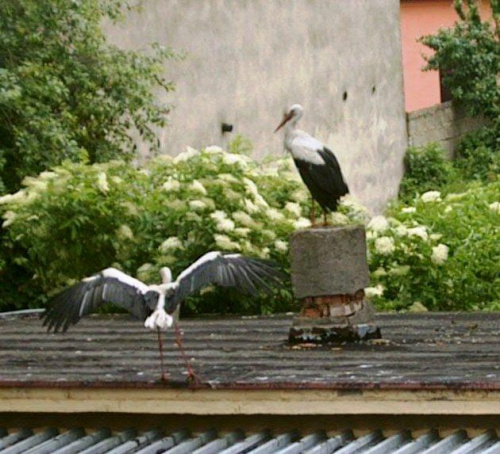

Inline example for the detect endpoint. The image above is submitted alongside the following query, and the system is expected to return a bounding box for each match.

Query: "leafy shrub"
[454,128,500,182]
[398,144,455,201]
[367,181,500,311]
[0,144,368,314]
[420,0,499,121]
[0,0,174,193]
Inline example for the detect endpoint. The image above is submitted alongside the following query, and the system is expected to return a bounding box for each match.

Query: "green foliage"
[367,181,500,311]
[0,144,369,314]
[398,144,455,201]
[454,128,500,182]
[420,0,499,121]
[0,0,174,193]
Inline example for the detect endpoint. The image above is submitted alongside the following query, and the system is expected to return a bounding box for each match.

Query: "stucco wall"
[400,0,492,113]
[407,101,485,157]
[106,0,408,213]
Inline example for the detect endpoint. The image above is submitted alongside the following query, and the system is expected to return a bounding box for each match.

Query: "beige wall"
[107,0,408,213]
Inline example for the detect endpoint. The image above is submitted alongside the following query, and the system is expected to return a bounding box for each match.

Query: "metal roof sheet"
[1,313,499,390]
[0,428,499,454]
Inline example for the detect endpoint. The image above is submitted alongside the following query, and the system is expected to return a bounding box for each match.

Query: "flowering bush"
[0,143,366,313]
[2,141,496,313]
[366,181,499,311]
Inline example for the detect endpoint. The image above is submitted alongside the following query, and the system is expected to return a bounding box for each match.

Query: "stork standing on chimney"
[275,104,349,226]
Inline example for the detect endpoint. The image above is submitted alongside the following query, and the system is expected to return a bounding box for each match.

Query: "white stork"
[43,251,284,381]
[275,104,349,225]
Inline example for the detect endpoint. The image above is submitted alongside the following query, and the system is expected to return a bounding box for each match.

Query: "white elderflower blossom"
[365,285,384,298]
[374,236,395,255]
[430,233,443,241]
[489,201,500,213]
[190,179,207,195]
[291,189,308,203]
[214,234,240,250]
[2,211,17,228]
[162,178,181,192]
[116,224,134,241]
[259,247,271,259]
[210,210,228,222]
[159,236,183,253]
[389,265,410,276]
[444,205,453,213]
[330,212,349,225]
[39,171,58,181]
[189,200,207,210]
[174,146,199,163]
[266,208,285,221]
[233,211,255,227]
[216,218,235,232]
[223,153,248,167]
[274,240,288,252]
[294,217,312,229]
[23,176,47,192]
[367,215,389,232]
[121,201,139,216]
[402,207,416,213]
[96,172,109,193]
[431,244,449,265]
[254,193,269,208]
[244,198,260,213]
[136,263,154,282]
[234,227,251,237]
[186,212,202,222]
[262,229,276,240]
[243,178,259,197]
[421,191,441,203]
[285,202,302,217]
[204,145,223,154]
[394,225,408,237]
[407,226,428,240]
[0,191,26,205]
[218,173,239,184]
[446,192,466,201]
[373,267,387,277]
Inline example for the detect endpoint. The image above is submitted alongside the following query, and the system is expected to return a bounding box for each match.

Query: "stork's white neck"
[160,267,172,284]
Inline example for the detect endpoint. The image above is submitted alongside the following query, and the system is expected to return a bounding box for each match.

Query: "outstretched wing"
[43,268,154,333]
[165,252,285,313]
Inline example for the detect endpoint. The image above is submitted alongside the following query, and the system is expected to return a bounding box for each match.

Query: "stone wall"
[106,0,408,213]
[406,101,485,157]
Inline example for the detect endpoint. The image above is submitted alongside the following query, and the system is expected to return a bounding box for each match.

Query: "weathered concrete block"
[290,225,370,299]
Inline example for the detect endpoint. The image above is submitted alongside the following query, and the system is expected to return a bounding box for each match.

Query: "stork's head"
[159,267,172,284]
[274,104,303,132]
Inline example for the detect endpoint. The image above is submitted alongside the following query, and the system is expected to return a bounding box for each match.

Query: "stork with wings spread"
[43,251,284,382]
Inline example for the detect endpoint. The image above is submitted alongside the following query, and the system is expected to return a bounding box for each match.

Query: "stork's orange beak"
[274,112,293,133]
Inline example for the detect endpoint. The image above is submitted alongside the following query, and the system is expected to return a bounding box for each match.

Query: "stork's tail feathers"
[144,308,174,331]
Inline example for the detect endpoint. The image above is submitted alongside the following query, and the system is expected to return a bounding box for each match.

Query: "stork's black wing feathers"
[165,252,284,313]
[294,147,349,212]
[43,273,151,333]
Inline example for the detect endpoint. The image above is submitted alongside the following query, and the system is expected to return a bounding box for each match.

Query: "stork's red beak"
[274,112,293,133]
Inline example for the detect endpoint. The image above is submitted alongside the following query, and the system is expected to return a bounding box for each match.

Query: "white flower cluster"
[159,236,183,253]
[431,244,449,265]
[420,191,441,203]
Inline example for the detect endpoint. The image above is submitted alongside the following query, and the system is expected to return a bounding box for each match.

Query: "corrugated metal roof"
[0,428,499,454]
[1,313,499,389]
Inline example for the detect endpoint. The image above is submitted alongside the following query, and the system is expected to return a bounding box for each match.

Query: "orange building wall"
[400,0,491,112]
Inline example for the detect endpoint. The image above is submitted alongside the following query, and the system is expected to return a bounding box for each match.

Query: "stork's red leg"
[322,210,329,226]
[174,323,200,384]
[310,196,317,227]
[157,328,170,382]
